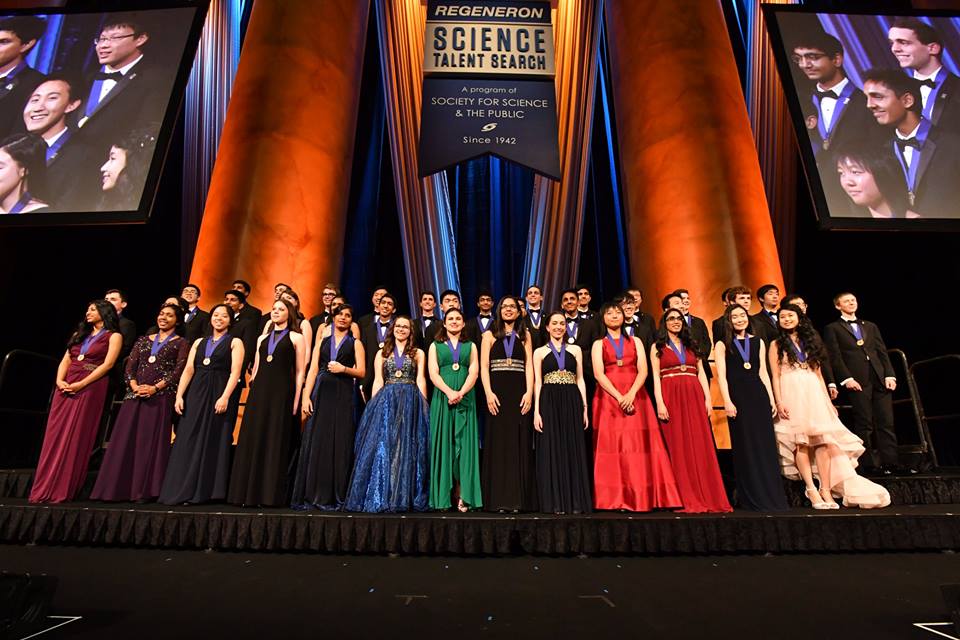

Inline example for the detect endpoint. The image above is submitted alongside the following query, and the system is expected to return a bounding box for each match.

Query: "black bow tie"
[844,318,859,324]
[95,71,123,82]
[918,78,937,89]
[816,88,838,100]
[896,137,921,152]
[479,315,491,320]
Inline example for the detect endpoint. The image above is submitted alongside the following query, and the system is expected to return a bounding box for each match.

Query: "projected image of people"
[0,8,199,217]
[771,12,960,222]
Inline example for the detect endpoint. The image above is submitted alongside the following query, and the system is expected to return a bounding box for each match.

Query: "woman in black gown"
[291,304,366,509]
[480,295,536,512]
[227,299,306,506]
[159,304,245,505]
[533,311,591,514]
[715,304,788,511]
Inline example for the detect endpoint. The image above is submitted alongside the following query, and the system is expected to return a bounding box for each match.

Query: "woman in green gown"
[428,308,482,511]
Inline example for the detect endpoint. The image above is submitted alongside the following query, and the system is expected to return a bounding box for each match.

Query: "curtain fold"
[522,0,603,308]
[375,0,460,311]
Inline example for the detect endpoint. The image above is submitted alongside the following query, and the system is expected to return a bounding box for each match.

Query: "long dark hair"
[383,314,416,360]
[68,299,119,347]
[433,308,469,344]
[655,308,699,356]
[264,298,302,333]
[491,295,527,341]
[598,301,625,332]
[722,303,752,351]
[0,133,47,204]
[775,303,828,369]
[98,127,158,211]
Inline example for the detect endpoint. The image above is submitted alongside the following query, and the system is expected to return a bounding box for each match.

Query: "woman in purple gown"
[30,300,123,503]
[91,303,188,502]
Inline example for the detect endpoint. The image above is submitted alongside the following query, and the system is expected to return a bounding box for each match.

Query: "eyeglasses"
[94,33,137,45]
[791,52,828,64]
[501,304,518,310]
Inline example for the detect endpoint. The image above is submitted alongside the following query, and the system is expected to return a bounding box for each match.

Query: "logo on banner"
[418,0,561,180]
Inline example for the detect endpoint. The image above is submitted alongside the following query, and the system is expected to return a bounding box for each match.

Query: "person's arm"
[348,341,367,381]
[370,351,385,399]
[215,338,244,414]
[301,333,324,417]
[350,322,361,340]
[54,348,71,392]
[174,339,201,415]
[715,342,735,417]
[480,333,497,414]
[769,341,788,420]
[292,333,306,414]
[573,346,589,429]
[65,333,124,394]
[532,348,544,432]
[416,349,428,398]
[127,337,143,394]
[460,342,480,395]
[520,335,533,415]
[651,348,668,421]
[757,339,776,412]
[248,335,267,385]
[300,319,313,371]
[591,339,623,406]
[872,323,897,390]
[627,337,648,399]
[696,357,712,416]
[823,324,857,390]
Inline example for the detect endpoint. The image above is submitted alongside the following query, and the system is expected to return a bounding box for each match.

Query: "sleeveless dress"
[429,340,482,509]
[158,335,238,505]
[536,347,592,514]
[658,344,732,513]
[723,336,789,511]
[774,355,891,508]
[227,331,297,506]
[344,352,430,512]
[291,333,358,509]
[482,336,537,512]
[592,337,681,511]
[30,331,114,503]
[91,334,189,501]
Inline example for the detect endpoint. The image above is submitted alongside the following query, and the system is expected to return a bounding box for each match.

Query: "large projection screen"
[764,7,960,231]
[0,3,207,226]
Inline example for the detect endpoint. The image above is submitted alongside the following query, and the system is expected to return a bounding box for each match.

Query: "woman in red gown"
[591,302,681,511]
[30,300,123,503]
[651,308,732,513]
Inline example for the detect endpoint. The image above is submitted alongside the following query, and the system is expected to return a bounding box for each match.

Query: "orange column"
[605,0,783,321]
[188,0,370,314]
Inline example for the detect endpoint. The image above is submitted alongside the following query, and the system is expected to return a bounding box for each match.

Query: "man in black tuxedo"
[359,292,396,401]
[625,286,657,343]
[21,76,93,210]
[889,17,960,135]
[863,68,960,219]
[672,289,711,378]
[823,292,900,473]
[180,283,209,344]
[749,283,781,345]
[230,279,261,325]
[465,290,495,343]
[104,288,136,360]
[783,293,838,400]
[617,292,653,350]
[575,284,595,322]
[710,287,734,346]
[412,290,438,348]
[560,288,598,379]
[357,285,388,328]
[224,289,257,373]
[521,284,546,349]
[309,282,338,337]
[0,16,46,138]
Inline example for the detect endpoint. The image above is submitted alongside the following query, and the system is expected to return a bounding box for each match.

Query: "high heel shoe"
[805,488,832,510]
[819,488,840,510]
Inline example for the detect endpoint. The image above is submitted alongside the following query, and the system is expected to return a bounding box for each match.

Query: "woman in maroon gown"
[91,303,188,502]
[651,308,732,513]
[591,302,681,511]
[30,300,123,503]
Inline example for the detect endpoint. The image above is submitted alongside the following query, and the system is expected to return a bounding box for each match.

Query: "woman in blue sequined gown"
[344,316,430,512]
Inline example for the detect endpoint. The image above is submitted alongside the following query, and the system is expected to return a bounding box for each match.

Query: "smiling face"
[576,288,591,308]
[210,306,231,332]
[371,288,387,307]
[561,292,578,313]
[419,293,436,314]
[224,294,241,313]
[95,24,148,69]
[525,286,542,307]
[444,310,464,335]
[733,293,752,310]
[619,298,636,318]
[835,294,858,316]
[156,306,177,332]
[181,286,199,305]
[778,309,799,331]
[477,295,494,313]
[23,79,79,138]
[729,307,749,333]
[864,80,913,127]
[547,313,567,339]
[664,311,684,335]
[392,317,411,341]
[280,291,299,310]
[0,149,24,199]
[378,296,395,318]
[888,26,940,73]
[99,146,127,191]
[85,303,101,325]
[499,298,519,323]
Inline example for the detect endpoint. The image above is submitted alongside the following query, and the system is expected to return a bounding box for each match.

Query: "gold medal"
[743,362,752,370]
[908,191,915,206]
[203,357,211,366]
[799,362,808,369]
[379,342,385,348]
[395,369,403,378]
[77,354,85,361]
[679,365,687,372]
[856,339,864,346]
[822,138,830,150]
[616,359,623,367]
[452,363,460,371]
[567,337,575,344]
[266,355,274,363]
[805,114,817,130]
[506,358,512,366]
[148,356,157,363]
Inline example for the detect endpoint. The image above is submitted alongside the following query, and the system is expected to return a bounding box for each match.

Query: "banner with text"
[419,0,560,179]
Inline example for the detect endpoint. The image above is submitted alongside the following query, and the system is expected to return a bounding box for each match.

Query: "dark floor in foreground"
[3,544,960,639]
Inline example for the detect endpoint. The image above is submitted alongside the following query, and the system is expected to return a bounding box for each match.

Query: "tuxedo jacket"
[359,316,393,393]
[412,315,439,348]
[749,311,780,345]
[561,315,599,378]
[822,318,895,386]
[681,314,711,359]
[237,304,260,327]
[622,320,653,352]
[807,86,884,158]
[886,126,960,218]
[229,315,257,385]
[522,310,547,349]
[42,128,96,211]
[464,315,494,344]
[0,65,45,138]
[78,61,167,152]
[926,72,960,135]
[117,316,137,360]
[183,308,210,344]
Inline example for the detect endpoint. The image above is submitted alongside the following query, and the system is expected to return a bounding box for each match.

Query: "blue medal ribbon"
[6,191,33,214]
[392,345,406,371]
[478,315,492,332]
[893,118,932,196]
[45,129,72,165]
[732,335,751,364]
[185,307,198,322]
[549,340,566,370]
[2,61,26,88]
[623,323,634,338]
[812,80,856,146]
[79,329,104,358]
[529,308,541,326]
[667,339,687,365]
[445,339,461,366]
[789,338,807,364]
[204,334,226,360]
[330,332,350,363]
[605,332,625,362]
[847,321,864,344]
[267,329,289,359]
[150,331,175,360]
[375,317,391,344]
[565,318,579,341]
[503,331,516,359]
[918,67,948,121]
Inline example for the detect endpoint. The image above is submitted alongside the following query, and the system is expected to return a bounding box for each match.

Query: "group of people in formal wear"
[0,13,165,214]
[26,277,902,515]
[792,17,960,219]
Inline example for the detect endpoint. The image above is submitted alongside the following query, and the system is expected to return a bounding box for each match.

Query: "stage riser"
[2,504,959,555]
